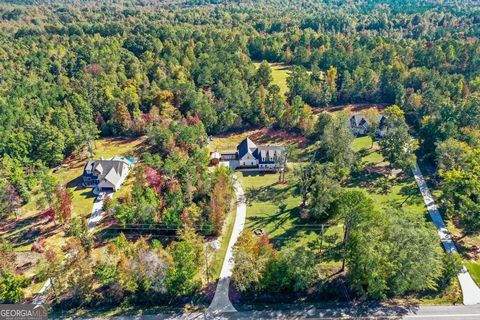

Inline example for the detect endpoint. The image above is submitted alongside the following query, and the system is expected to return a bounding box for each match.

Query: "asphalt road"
[84,304,480,320]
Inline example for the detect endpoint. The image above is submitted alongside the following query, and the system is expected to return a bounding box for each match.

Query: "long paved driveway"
[412,164,480,305]
[207,176,246,315]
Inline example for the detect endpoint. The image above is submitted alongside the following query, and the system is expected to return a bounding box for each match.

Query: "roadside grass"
[253,62,290,97]
[210,201,237,280]
[415,279,462,305]
[464,261,480,287]
[447,221,480,257]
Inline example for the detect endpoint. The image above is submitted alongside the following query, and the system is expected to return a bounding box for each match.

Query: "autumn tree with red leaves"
[144,166,164,194]
[208,167,234,235]
[54,186,73,224]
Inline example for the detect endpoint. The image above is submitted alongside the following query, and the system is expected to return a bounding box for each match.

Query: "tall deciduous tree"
[441,148,480,230]
[316,112,356,179]
[379,105,417,171]
[347,207,442,299]
[111,102,132,135]
[166,227,204,296]
[335,190,374,272]
[255,61,273,88]
[232,230,274,292]
[308,164,340,221]
[54,186,73,224]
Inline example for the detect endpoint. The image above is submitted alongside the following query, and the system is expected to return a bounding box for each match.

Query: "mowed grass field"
[254,62,290,97]
[237,169,344,274]
[4,137,147,300]
[218,128,344,273]
[349,136,427,217]
[349,136,462,304]
[6,137,147,253]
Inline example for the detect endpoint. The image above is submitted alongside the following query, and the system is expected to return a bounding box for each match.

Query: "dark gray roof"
[350,114,368,127]
[237,137,257,158]
[237,137,285,162]
[85,158,130,186]
[350,113,386,127]
[94,160,128,177]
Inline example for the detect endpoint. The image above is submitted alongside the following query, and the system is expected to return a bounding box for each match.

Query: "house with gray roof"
[214,137,286,171]
[83,157,134,191]
[349,113,387,136]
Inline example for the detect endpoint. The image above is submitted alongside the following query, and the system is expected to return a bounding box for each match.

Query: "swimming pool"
[122,157,135,165]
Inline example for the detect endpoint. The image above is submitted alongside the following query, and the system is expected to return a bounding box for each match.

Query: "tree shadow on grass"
[347,168,384,189]
[66,176,88,192]
[397,183,424,207]
[9,221,62,248]
[1,210,60,248]
[248,206,300,234]
[245,184,296,206]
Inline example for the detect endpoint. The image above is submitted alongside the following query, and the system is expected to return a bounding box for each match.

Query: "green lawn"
[465,261,480,287]
[254,62,290,97]
[238,170,303,243]
[237,168,343,268]
[6,137,146,255]
[210,203,237,281]
[349,136,427,217]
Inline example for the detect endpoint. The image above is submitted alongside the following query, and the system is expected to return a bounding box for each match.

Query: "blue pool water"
[122,157,135,165]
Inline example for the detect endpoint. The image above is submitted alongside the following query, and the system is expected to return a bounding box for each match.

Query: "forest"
[0,0,479,313]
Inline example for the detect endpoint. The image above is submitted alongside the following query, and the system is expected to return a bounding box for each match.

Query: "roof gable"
[86,159,130,178]
[103,167,122,186]
[237,137,257,158]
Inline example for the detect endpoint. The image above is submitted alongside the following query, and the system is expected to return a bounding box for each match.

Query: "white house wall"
[239,152,258,166]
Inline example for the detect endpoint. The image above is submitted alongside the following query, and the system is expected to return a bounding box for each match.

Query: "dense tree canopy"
[1,0,478,307]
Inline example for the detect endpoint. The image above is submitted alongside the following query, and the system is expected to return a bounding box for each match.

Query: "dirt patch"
[16,251,42,275]
[315,103,388,114]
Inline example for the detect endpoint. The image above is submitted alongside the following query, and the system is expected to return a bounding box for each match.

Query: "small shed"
[210,152,221,165]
